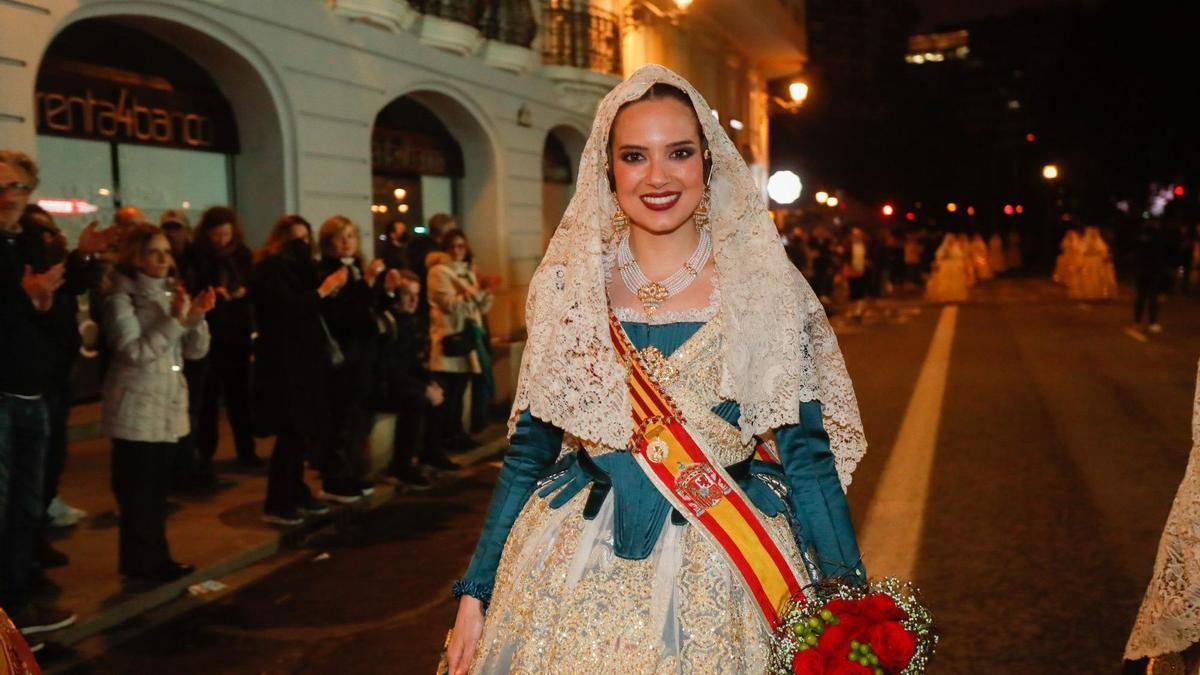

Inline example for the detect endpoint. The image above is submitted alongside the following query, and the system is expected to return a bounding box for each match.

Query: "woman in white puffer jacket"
[101,224,214,582]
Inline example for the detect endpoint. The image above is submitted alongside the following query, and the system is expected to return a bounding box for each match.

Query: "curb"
[41,430,510,664]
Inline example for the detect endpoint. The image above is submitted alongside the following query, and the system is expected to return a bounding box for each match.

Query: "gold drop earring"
[611,199,628,235]
[693,188,711,232]
[694,148,713,232]
[606,159,628,236]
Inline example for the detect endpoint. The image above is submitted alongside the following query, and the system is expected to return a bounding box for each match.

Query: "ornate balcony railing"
[480,0,538,47]
[411,0,480,27]
[540,0,622,76]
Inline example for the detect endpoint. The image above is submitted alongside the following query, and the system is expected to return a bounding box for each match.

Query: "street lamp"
[773,80,810,113]
[815,191,829,204]
[768,170,803,205]
[826,196,840,207]
[1042,164,1059,180]
[788,82,809,105]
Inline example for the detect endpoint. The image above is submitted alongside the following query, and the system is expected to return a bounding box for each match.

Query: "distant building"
[905,30,970,64]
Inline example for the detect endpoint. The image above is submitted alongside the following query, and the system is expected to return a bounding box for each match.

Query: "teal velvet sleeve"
[776,400,867,583]
[455,409,563,605]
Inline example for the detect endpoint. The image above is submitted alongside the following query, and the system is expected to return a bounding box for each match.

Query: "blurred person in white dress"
[925,234,970,303]
[1068,226,1116,300]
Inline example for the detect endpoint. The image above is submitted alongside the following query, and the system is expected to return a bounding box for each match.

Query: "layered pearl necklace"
[617,227,712,316]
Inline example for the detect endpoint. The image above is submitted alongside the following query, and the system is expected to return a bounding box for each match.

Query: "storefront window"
[34,135,115,242]
[117,144,231,225]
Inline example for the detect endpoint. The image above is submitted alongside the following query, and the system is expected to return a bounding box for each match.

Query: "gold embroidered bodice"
[572,313,755,467]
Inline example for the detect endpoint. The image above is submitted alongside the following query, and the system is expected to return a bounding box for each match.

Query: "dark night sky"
[913,0,1097,30]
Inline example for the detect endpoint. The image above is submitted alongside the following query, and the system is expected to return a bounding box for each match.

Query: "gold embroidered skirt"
[470,487,808,674]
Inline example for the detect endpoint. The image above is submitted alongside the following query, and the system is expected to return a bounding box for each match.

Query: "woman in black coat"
[313,216,398,502]
[187,206,259,468]
[251,215,346,525]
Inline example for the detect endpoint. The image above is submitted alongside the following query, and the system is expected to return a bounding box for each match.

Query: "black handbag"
[318,315,346,368]
[441,329,475,357]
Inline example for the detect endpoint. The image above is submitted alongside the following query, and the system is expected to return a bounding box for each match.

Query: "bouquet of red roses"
[769,577,936,675]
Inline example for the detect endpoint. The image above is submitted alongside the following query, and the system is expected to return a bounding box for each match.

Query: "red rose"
[867,621,917,671]
[817,616,868,660]
[827,660,874,675]
[824,598,863,620]
[859,594,909,624]
[792,647,828,674]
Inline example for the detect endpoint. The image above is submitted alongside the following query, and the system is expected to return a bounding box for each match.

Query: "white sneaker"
[1148,323,1163,334]
[47,497,87,527]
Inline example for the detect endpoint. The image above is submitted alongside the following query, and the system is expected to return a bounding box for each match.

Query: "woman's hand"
[170,284,191,321]
[189,287,217,319]
[318,266,349,298]
[364,258,386,287]
[446,596,485,675]
[383,268,403,292]
[425,381,445,407]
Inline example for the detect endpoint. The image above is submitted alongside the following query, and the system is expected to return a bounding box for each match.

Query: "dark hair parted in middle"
[606,83,711,191]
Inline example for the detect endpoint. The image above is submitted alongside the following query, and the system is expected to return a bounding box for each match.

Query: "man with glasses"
[0,150,78,645]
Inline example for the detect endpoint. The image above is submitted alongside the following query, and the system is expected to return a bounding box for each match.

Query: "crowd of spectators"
[780,222,960,316]
[0,150,496,649]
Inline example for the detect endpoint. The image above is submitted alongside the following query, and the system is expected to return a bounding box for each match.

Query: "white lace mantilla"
[1126,360,1200,660]
[509,64,867,489]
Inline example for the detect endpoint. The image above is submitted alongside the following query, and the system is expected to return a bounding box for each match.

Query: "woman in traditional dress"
[445,65,868,674]
[925,234,970,303]
[1069,226,1117,300]
[958,234,977,287]
[1054,229,1082,286]
[1126,360,1200,674]
[969,233,993,282]
[987,232,1007,275]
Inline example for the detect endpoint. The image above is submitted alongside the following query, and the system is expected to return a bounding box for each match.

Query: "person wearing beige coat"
[425,243,493,468]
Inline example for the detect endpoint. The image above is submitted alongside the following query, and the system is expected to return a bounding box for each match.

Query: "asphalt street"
[51,279,1200,675]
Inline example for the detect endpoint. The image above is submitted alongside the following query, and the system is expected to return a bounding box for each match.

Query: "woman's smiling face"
[609,97,706,235]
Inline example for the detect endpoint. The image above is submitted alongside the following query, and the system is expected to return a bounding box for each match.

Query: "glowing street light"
[815,191,829,204]
[788,82,809,104]
[826,196,840,207]
[882,204,895,217]
[767,170,803,205]
[946,202,958,213]
[1042,164,1060,180]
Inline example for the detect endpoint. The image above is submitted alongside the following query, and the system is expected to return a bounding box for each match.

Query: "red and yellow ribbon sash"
[608,310,803,629]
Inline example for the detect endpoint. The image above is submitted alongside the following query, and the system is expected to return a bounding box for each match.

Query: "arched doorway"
[370,88,500,274]
[542,125,586,248]
[33,15,289,244]
[370,96,464,251]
